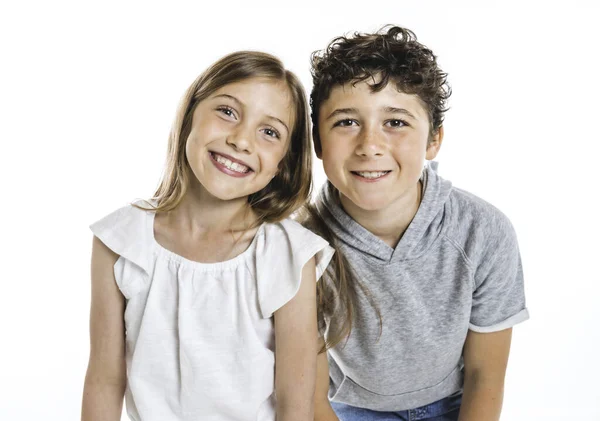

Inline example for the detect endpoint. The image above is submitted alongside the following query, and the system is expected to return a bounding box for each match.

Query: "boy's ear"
[314,129,323,159]
[426,126,444,160]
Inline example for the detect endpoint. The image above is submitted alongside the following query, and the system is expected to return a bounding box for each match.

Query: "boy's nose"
[355,130,384,157]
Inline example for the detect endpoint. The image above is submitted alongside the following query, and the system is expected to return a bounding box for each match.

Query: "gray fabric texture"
[319,164,529,411]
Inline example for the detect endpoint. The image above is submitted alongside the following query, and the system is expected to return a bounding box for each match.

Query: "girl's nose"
[226,125,254,153]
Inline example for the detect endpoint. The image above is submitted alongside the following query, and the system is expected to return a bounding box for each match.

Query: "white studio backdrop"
[1,1,598,420]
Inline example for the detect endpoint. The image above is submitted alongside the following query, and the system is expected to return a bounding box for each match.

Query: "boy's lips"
[350,170,391,181]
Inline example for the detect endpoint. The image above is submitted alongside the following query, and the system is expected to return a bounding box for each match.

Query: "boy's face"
[318,79,442,212]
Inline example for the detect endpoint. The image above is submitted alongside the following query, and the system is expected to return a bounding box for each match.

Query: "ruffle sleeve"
[89,202,154,299]
[255,219,334,318]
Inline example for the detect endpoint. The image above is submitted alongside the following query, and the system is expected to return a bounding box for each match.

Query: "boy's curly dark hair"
[310,25,451,155]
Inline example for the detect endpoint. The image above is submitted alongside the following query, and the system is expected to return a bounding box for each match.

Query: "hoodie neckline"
[320,164,453,263]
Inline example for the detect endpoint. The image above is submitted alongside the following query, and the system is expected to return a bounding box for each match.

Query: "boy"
[307,26,529,421]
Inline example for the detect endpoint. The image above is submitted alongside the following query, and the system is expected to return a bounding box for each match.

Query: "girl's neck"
[339,181,422,249]
[152,182,259,264]
[172,181,257,236]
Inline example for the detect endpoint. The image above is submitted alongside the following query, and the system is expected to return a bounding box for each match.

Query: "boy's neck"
[338,181,422,249]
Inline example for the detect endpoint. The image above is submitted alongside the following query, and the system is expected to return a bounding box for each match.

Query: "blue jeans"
[331,392,462,421]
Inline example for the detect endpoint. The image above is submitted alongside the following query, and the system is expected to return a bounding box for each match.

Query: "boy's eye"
[333,119,358,128]
[386,119,408,128]
[262,127,281,139]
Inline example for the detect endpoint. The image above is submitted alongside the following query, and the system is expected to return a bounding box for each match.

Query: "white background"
[1,1,599,420]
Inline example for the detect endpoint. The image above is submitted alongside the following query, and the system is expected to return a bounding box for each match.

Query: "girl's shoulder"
[258,218,335,266]
[261,218,329,248]
[91,199,153,230]
[89,200,155,275]
[253,218,334,318]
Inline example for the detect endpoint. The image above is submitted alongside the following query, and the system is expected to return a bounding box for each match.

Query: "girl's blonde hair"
[299,197,382,354]
[150,51,312,224]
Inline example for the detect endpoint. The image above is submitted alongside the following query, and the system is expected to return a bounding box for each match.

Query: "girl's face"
[318,79,442,212]
[185,77,294,202]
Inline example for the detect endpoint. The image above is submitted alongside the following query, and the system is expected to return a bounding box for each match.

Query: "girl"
[305,27,529,421]
[82,51,333,421]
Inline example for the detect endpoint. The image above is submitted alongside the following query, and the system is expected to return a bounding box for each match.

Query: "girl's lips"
[210,151,253,171]
[209,152,254,178]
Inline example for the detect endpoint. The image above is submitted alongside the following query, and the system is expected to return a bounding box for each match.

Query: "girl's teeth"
[357,171,387,179]
[214,154,249,173]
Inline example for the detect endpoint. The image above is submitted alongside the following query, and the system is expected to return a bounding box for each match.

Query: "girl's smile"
[209,151,254,177]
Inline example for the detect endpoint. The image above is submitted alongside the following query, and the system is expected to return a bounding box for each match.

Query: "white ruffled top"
[90,203,334,421]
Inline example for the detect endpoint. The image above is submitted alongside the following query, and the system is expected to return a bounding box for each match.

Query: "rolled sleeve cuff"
[469,308,530,333]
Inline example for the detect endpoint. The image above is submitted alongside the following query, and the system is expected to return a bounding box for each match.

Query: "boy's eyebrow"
[383,107,417,120]
[213,94,289,134]
[325,108,358,121]
[325,107,418,121]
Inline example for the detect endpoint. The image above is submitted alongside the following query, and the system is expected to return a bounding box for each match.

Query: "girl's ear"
[426,126,444,160]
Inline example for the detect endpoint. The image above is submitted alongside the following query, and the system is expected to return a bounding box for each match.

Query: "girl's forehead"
[213,78,292,106]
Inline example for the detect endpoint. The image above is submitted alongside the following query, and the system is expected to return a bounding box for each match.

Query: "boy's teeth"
[214,154,249,173]
[356,171,387,179]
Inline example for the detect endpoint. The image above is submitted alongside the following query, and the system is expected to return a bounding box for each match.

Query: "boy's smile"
[318,79,442,214]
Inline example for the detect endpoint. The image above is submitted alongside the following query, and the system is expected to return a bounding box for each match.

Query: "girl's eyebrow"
[265,115,289,135]
[213,94,289,134]
[213,93,242,105]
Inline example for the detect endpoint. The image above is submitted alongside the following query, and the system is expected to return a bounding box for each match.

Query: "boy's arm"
[274,257,319,421]
[81,236,127,421]
[458,328,512,421]
[314,342,339,421]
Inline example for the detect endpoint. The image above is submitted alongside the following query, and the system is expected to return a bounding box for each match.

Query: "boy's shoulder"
[448,186,511,225]
[444,185,518,260]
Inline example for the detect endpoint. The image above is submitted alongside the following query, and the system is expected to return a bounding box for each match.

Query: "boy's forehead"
[319,80,428,120]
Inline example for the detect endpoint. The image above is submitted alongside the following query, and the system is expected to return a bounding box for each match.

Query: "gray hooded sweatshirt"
[320,165,529,411]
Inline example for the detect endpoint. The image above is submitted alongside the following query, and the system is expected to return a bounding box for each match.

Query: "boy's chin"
[340,191,397,213]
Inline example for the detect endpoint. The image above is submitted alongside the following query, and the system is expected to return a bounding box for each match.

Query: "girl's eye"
[217,106,236,119]
[333,119,358,128]
[262,128,281,139]
[386,119,408,128]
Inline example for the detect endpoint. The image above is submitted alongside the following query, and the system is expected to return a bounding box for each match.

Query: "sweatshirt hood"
[318,162,453,263]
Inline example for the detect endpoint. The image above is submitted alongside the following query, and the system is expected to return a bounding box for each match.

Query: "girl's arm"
[274,257,319,421]
[81,236,127,421]
[314,341,339,421]
[458,328,512,421]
